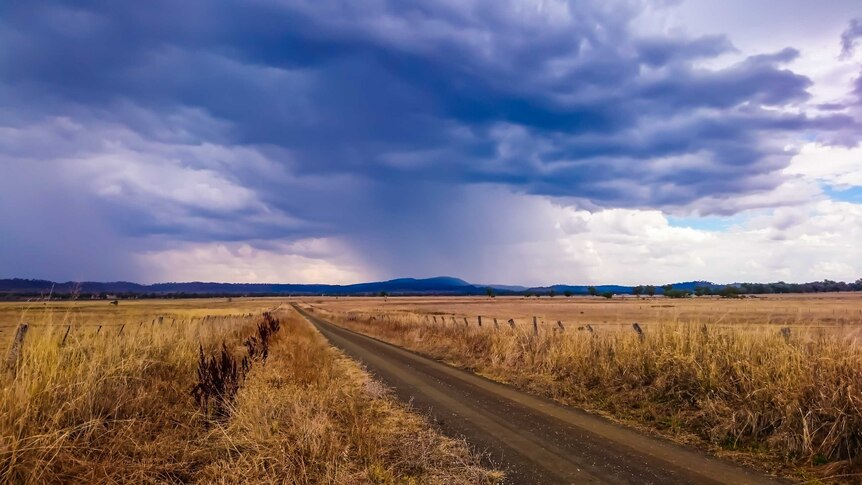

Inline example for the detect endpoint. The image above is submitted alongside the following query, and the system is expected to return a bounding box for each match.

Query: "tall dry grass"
[319,307,862,479]
[0,313,260,482]
[1,303,500,483]
[201,310,501,484]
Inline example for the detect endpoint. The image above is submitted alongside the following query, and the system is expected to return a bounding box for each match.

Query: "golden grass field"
[310,292,862,330]
[0,298,499,483]
[310,293,862,481]
[3,293,862,482]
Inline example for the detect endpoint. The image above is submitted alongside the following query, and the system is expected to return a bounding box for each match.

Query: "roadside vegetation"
[317,306,862,481]
[199,309,500,483]
[0,302,500,483]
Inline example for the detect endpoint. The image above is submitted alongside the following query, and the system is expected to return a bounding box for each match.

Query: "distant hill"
[525,281,715,295]
[0,277,858,299]
[0,276,488,298]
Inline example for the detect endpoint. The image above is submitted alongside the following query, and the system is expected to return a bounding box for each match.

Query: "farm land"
[2,293,862,482]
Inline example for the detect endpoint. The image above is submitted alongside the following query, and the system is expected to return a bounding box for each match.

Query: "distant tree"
[587,286,598,297]
[645,285,656,297]
[718,286,741,298]
[379,291,388,297]
[662,284,673,293]
[564,289,573,297]
[632,286,644,296]
[664,289,692,298]
[548,289,556,298]
[524,291,534,298]
[486,287,495,298]
[601,291,614,299]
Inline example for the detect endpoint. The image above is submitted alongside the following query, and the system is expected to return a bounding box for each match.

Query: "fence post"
[632,322,644,340]
[432,315,437,324]
[493,318,499,329]
[118,324,125,337]
[779,327,791,340]
[463,317,469,327]
[556,320,565,332]
[61,325,71,346]
[533,316,538,336]
[97,325,102,334]
[478,316,482,327]
[507,318,516,329]
[5,323,29,371]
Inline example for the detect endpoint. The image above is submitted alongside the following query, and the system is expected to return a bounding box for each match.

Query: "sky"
[1,0,861,286]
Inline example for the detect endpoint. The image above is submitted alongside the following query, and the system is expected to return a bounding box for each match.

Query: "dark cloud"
[841,18,862,57]
[0,0,859,281]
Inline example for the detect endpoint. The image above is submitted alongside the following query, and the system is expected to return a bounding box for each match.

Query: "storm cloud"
[1,1,860,283]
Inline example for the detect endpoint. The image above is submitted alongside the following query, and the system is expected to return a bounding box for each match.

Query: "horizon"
[3,274,860,289]
[2,1,862,285]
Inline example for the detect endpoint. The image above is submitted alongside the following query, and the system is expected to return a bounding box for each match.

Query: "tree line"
[502,278,862,300]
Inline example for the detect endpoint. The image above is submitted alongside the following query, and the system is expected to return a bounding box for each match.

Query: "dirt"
[294,304,782,485]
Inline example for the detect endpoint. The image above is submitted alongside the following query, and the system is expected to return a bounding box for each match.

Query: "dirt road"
[294,304,780,484]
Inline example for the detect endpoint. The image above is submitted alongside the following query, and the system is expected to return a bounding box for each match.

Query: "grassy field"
[4,294,861,481]
[0,299,500,483]
[311,294,862,481]
[311,293,862,330]
[0,298,286,345]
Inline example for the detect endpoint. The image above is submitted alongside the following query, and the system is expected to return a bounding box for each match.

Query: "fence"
[1,312,268,374]
[323,308,801,343]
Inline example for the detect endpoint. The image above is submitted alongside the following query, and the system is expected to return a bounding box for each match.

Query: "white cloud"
[785,142,862,188]
[136,238,368,284]
[551,199,862,285]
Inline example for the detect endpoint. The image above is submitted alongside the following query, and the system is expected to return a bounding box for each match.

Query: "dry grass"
[0,307,250,482]
[0,297,287,346]
[312,293,862,330]
[0,299,500,483]
[201,310,501,484]
[314,303,862,481]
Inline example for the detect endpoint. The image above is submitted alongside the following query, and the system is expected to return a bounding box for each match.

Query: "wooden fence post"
[478,316,482,327]
[586,324,594,334]
[493,318,499,329]
[118,324,125,337]
[96,325,102,334]
[533,316,538,335]
[556,320,565,332]
[632,322,644,340]
[463,317,469,327]
[432,315,438,324]
[507,318,516,329]
[5,323,29,371]
[779,327,791,340]
[61,325,71,346]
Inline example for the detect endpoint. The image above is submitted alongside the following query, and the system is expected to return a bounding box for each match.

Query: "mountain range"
[0,277,714,298]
